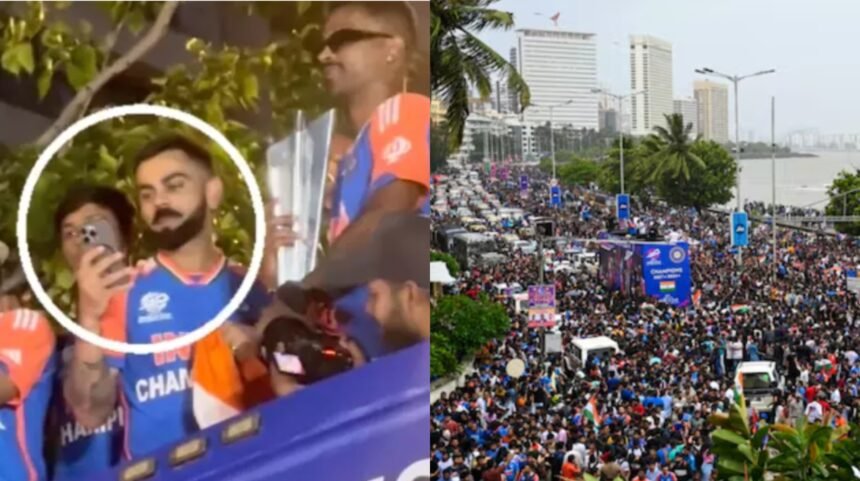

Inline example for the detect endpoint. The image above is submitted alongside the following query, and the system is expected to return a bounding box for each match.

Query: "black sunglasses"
[321,28,393,53]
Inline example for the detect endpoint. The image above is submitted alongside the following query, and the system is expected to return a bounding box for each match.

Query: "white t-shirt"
[806,401,823,422]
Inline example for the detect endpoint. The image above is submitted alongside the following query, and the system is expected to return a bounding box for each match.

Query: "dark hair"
[54,184,135,245]
[328,1,417,51]
[132,135,213,173]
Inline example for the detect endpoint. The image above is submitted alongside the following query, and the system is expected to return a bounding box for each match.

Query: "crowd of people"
[430,168,860,481]
[0,3,430,480]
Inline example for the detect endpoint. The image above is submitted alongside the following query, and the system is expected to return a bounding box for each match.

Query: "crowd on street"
[430,167,860,481]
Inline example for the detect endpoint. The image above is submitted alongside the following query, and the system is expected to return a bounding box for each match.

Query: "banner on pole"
[550,185,561,207]
[527,284,556,328]
[731,212,749,247]
[637,242,692,307]
[616,194,630,220]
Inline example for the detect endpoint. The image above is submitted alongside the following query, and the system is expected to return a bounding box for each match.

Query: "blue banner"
[93,344,430,481]
[519,175,529,191]
[550,185,561,207]
[731,212,749,247]
[616,194,630,220]
[637,242,692,307]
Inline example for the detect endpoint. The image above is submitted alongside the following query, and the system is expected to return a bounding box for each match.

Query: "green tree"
[655,140,737,210]
[431,294,508,373]
[430,0,529,149]
[0,1,331,313]
[708,394,860,481]
[708,394,772,481]
[431,122,449,173]
[825,170,860,236]
[645,113,705,181]
[557,156,599,186]
[431,250,460,276]
[596,136,648,196]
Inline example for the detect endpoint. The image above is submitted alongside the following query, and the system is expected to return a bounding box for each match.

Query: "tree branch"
[34,1,179,149]
[76,16,128,123]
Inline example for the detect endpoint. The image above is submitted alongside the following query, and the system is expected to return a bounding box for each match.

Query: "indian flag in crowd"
[659,281,676,293]
[733,373,744,405]
[584,395,602,426]
[731,304,751,314]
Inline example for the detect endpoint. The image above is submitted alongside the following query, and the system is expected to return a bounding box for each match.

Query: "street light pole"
[549,105,556,180]
[734,79,741,213]
[591,89,642,195]
[619,100,626,195]
[771,96,777,285]
[695,67,775,268]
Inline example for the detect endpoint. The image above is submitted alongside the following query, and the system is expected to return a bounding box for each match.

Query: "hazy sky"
[478,0,860,139]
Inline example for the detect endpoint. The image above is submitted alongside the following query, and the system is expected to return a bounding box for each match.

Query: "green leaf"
[186,37,205,54]
[1,42,34,75]
[242,74,258,101]
[98,145,119,172]
[65,44,97,90]
[716,457,747,475]
[736,443,755,463]
[126,9,146,35]
[37,66,53,99]
[55,269,74,290]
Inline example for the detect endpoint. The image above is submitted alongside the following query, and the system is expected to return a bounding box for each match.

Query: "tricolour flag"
[192,331,275,428]
[734,372,744,405]
[583,395,602,427]
[692,289,702,306]
[731,304,751,314]
[659,280,676,293]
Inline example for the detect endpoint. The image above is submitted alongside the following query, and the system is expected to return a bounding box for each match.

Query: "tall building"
[694,80,729,143]
[629,35,673,137]
[508,47,520,113]
[673,98,698,136]
[599,109,618,134]
[516,28,598,130]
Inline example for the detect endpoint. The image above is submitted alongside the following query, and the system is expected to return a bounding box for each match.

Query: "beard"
[144,201,207,252]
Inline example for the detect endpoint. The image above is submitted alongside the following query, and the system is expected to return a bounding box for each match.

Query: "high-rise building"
[694,80,729,143]
[599,109,618,134]
[516,28,598,130]
[673,98,698,136]
[629,35,673,137]
[508,47,520,113]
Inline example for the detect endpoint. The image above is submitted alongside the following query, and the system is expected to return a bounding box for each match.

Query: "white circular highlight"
[16,104,266,355]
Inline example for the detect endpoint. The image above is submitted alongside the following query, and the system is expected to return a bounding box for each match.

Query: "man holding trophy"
[258,0,430,395]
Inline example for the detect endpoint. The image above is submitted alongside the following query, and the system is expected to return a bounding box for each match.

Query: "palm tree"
[431,0,530,150]
[643,113,705,181]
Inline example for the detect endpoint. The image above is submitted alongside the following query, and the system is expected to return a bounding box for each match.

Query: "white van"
[735,361,783,415]
[568,337,621,368]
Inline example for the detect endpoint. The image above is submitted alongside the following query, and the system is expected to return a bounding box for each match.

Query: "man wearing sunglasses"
[302,1,430,359]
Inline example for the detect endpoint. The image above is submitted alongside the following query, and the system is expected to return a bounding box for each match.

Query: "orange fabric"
[562,462,580,479]
[157,252,226,286]
[0,310,55,405]
[191,330,274,414]
[369,93,430,192]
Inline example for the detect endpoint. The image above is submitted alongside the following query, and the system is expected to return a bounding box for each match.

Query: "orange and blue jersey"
[52,340,124,481]
[327,93,430,358]
[0,309,57,481]
[99,253,269,459]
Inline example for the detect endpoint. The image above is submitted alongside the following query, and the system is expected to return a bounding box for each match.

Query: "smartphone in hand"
[81,218,128,287]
